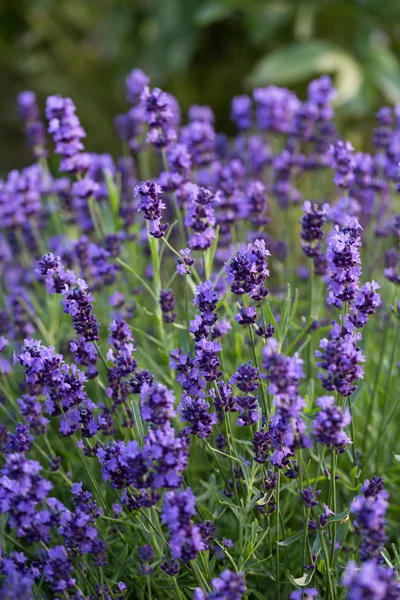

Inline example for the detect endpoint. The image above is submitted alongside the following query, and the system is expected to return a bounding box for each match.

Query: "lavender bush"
[0,70,400,599]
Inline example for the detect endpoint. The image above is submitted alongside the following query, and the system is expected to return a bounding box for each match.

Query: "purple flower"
[326,221,362,307]
[62,278,100,341]
[5,423,32,454]
[139,544,154,574]
[300,201,330,259]
[198,520,216,550]
[231,95,253,130]
[106,318,137,407]
[0,551,39,599]
[46,95,87,174]
[343,560,400,599]
[140,382,176,425]
[186,185,216,250]
[230,361,260,393]
[235,306,258,326]
[246,180,269,226]
[302,486,321,508]
[162,488,204,562]
[351,478,388,562]
[262,338,305,420]
[210,381,236,421]
[160,289,177,323]
[290,589,318,600]
[135,180,168,238]
[178,395,217,438]
[252,427,270,463]
[316,325,365,397]
[141,86,178,148]
[70,337,99,379]
[126,68,149,104]
[43,546,75,593]
[170,348,206,398]
[194,338,222,382]
[0,453,52,539]
[329,140,356,188]
[312,395,352,452]
[225,239,270,300]
[350,281,381,328]
[194,569,246,600]
[17,90,47,159]
[234,395,260,426]
[180,121,216,166]
[176,248,194,275]
[253,86,300,134]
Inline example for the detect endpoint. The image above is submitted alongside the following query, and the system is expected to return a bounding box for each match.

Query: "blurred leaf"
[246,41,363,104]
[195,2,234,26]
[246,41,339,86]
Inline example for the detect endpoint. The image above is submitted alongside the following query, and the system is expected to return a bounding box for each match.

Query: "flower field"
[1,70,400,599]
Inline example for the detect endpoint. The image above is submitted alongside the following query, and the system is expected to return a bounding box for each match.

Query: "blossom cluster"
[0,67,398,600]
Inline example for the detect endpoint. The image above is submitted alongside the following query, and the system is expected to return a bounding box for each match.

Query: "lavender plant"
[0,70,399,600]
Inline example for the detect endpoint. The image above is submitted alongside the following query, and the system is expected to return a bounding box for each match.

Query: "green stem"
[276,470,281,600]
[249,324,269,417]
[148,232,165,344]
[362,312,391,453]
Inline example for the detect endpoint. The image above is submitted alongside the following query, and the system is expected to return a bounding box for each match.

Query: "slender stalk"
[249,324,269,416]
[362,312,391,453]
[148,232,165,344]
[275,470,281,600]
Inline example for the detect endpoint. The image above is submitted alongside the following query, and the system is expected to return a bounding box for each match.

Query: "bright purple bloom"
[178,395,217,438]
[162,488,204,562]
[126,68,149,104]
[329,140,356,188]
[350,281,381,328]
[0,453,52,539]
[140,382,176,425]
[46,95,88,174]
[302,486,321,508]
[326,221,362,307]
[235,306,258,325]
[316,324,365,397]
[230,361,260,393]
[226,239,270,301]
[194,338,222,382]
[5,423,32,454]
[43,546,75,593]
[343,560,400,599]
[234,395,260,426]
[135,180,168,238]
[186,185,216,250]
[0,551,39,599]
[253,86,300,134]
[252,426,270,463]
[160,289,177,323]
[194,569,246,600]
[300,201,330,258]
[17,90,47,159]
[62,278,100,341]
[231,95,252,130]
[246,180,269,226]
[312,396,351,452]
[351,478,388,562]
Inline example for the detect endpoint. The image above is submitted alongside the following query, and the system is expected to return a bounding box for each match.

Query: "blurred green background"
[2,0,400,174]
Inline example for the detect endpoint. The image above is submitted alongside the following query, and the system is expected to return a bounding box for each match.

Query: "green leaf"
[285,316,313,356]
[328,507,351,523]
[246,41,363,104]
[317,559,326,574]
[277,530,303,546]
[286,569,315,587]
[247,41,338,86]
